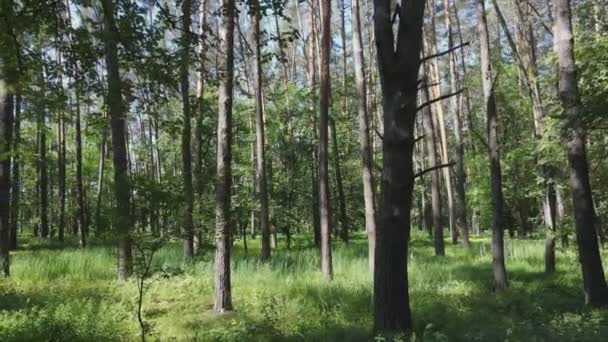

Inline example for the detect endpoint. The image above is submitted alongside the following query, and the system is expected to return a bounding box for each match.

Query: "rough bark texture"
[476,0,508,290]
[102,0,133,280]
[214,0,235,313]
[319,0,333,283]
[554,0,608,305]
[372,0,425,334]
[194,0,207,254]
[252,0,271,260]
[180,0,195,260]
[0,85,12,277]
[351,0,377,272]
[75,93,87,247]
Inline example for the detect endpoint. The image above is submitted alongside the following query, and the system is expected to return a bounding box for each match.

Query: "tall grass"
[1,232,607,341]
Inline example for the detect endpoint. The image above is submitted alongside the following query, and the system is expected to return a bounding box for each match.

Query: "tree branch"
[421,42,470,63]
[414,162,455,179]
[417,89,464,112]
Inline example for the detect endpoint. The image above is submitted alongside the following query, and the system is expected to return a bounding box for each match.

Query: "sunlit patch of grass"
[1,232,607,341]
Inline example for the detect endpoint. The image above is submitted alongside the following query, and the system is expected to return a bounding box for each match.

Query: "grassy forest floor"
[1,231,608,341]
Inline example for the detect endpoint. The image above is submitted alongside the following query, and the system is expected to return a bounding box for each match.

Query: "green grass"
[1,232,607,341]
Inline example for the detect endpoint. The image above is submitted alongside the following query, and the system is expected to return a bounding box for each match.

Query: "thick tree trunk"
[181,0,195,260]
[554,0,608,305]
[214,0,235,313]
[351,0,377,271]
[372,0,425,334]
[0,86,13,277]
[9,95,20,250]
[421,73,444,257]
[252,0,271,260]
[477,0,508,290]
[319,0,333,283]
[102,0,132,280]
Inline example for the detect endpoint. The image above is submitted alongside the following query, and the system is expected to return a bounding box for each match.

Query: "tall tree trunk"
[57,100,66,242]
[181,0,195,260]
[427,7,457,243]
[0,86,13,277]
[75,92,87,247]
[372,0,425,334]
[554,0,608,305]
[102,0,132,280]
[9,95,20,250]
[352,0,377,271]
[38,83,49,239]
[476,0,508,290]
[252,0,271,260]
[330,118,348,243]
[444,0,470,248]
[214,0,235,313]
[95,134,106,234]
[194,0,207,254]
[421,72,445,257]
[309,0,321,248]
[318,0,333,283]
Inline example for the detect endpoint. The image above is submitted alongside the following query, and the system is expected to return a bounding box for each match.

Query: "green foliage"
[2,234,607,341]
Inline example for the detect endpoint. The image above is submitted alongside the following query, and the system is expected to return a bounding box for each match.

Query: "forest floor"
[1,231,608,341]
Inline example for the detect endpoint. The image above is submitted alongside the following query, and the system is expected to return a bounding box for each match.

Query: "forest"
[0,0,607,340]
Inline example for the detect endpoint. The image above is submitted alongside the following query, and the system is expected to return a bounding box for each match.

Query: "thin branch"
[470,128,489,149]
[375,127,384,141]
[525,0,553,36]
[414,162,455,179]
[415,134,425,143]
[417,89,464,112]
[421,42,470,63]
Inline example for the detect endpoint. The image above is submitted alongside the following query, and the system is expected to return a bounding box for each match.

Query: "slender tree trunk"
[214,0,235,313]
[352,0,377,271]
[554,0,608,305]
[75,91,87,247]
[330,118,349,243]
[252,0,271,260]
[181,0,195,260]
[309,0,321,248]
[9,95,20,250]
[39,86,49,239]
[444,0,470,248]
[0,86,13,277]
[421,72,445,256]
[95,134,106,234]
[318,0,333,283]
[476,0,508,290]
[102,0,132,280]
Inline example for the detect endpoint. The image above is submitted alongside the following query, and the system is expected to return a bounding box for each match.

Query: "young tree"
[318,0,333,283]
[476,0,508,290]
[554,0,608,305]
[372,0,425,333]
[351,0,377,272]
[251,0,271,260]
[180,0,195,260]
[214,0,236,313]
[0,83,12,277]
[102,0,133,280]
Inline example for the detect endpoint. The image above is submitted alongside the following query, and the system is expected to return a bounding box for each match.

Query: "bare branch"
[421,42,470,63]
[417,89,464,112]
[414,162,456,179]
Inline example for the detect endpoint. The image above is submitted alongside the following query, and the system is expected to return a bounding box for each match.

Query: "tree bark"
[554,0,608,305]
[421,72,444,257]
[444,0,470,248]
[214,0,235,313]
[75,92,87,247]
[251,0,271,260]
[102,0,133,280]
[180,0,195,260]
[372,0,425,334]
[351,0,377,271]
[9,95,20,250]
[476,0,508,290]
[194,0,207,254]
[0,85,13,277]
[319,0,333,283]
[330,118,349,243]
